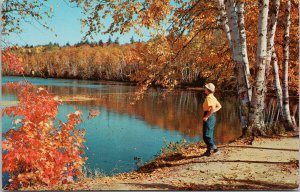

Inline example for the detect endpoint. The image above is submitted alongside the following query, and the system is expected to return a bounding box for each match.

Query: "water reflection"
[59,88,242,144]
[2,76,242,175]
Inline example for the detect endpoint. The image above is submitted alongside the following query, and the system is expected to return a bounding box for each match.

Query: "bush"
[2,82,87,189]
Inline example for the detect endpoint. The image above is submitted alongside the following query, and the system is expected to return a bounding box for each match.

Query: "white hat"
[205,83,215,92]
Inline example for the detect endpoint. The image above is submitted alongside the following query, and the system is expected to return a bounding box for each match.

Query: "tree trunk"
[236,0,249,74]
[271,50,283,116]
[236,0,252,102]
[224,0,251,133]
[248,0,270,136]
[266,0,280,77]
[217,0,232,49]
[282,0,296,131]
[267,0,283,127]
[290,103,298,129]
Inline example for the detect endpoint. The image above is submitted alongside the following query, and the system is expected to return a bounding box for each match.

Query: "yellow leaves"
[2,140,13,150]
[74,110,82,116]
[81,19,87,25]
[37,87,45,92]
[53,96,62,102]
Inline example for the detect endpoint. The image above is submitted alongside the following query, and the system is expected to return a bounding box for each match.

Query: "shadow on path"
[125,180,298,190]
[223,145,299,151]
[138,158,299,173]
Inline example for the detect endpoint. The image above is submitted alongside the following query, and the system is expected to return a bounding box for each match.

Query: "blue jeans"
[203,111,217,151]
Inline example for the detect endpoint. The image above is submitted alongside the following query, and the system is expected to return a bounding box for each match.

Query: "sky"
[5,0,149,46]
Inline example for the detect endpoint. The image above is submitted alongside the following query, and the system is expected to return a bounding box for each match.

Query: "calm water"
[2,76,242,177]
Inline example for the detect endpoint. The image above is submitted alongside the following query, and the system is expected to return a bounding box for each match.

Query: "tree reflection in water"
[2,77,298,176]
[6,81,242,144]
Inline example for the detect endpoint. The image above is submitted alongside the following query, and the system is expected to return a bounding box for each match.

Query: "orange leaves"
[3,84,88,189]
[2,48,25,74]
[3,0,53,35]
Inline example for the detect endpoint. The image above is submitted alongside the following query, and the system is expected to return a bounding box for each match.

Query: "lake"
[2,76,242,178]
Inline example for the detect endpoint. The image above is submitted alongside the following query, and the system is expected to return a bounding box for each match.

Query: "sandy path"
[26,136,299,190]
[131,137,299,190]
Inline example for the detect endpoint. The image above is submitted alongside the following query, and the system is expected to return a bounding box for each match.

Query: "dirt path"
[27,136,299,190]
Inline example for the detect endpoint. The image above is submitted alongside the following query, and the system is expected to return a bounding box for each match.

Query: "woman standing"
[202,83,222,156]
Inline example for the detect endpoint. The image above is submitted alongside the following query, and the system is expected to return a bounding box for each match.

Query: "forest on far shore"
[3,31,298,96]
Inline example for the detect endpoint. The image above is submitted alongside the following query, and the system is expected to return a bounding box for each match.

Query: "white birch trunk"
[236,0,252,102]
[266,0,280,77]
[224,0,242,63]
[282,0,296,131]
[248,0,269,135]
[266,0,282,125]
[236,0,250,75]
[217,0,232,50]
[271,51,283,112]
[222,0,252,133]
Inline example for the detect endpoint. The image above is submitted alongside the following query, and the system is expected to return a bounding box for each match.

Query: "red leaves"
[2,48,24,74]
[5,81,32,89]
[3,84,88,189]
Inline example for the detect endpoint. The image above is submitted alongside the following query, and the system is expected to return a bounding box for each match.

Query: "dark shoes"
[202,150,212,157]
[213,148,220,154]
[202,148,220,157]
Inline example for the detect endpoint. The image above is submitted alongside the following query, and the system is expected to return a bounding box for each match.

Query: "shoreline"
[24,135,299,190]
[3,75,300,98]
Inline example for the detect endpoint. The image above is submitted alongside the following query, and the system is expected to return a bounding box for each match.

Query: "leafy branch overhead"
[2,0,54,35]
[72,0,298,135]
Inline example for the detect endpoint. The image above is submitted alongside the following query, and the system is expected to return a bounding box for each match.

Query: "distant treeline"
[3,35,298,95]
[20,36,139,49]
[3,40,214,86]
[4,43,139,81]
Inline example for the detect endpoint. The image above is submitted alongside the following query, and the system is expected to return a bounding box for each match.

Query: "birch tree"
[266,0,280,78]
[236,0,251,82]
[220,0,252,133]
[267,0,295,132]
[216,0,298,135]
[248,0,270,135]
[265,0,283,130]
[271,50,284,121]
[282,0,297,131]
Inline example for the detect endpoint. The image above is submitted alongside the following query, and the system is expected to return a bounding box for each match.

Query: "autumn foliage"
[4,1,298,96]
[69,0,298,96]
[3,34,236,90]
[3,44,139,81]
[2,47,89,189]
[2,82,87,189]
[2,47,24,74]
